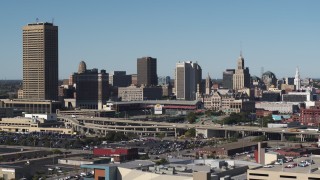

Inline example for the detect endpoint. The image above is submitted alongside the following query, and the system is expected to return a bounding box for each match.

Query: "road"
[59,115,320,136]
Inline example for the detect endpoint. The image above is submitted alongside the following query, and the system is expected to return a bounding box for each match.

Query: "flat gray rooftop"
[260,156,320,174]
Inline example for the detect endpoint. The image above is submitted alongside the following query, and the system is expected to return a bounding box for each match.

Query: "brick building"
[300,108,320,126]
[93,147,138,162]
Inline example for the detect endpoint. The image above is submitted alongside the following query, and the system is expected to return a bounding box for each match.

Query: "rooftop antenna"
[240,41,243,56]
[36,18,39,23]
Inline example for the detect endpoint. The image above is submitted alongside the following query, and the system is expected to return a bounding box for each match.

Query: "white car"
[263,165,274,168]
[274,161,282,165]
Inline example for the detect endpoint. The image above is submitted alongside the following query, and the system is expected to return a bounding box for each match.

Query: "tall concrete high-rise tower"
[22,22,58,100]
[175,61,202,100]
[294,67,301,90]
[137,57,157,86]
[205,73,212,95]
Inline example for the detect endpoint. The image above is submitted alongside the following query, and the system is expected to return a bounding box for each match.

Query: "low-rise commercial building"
[282,91,313,102]
[197,142,267,157]
[80,158,251,180]
[300,108,320,126]
[255,102,300,114]
[93,147,138,162]
[0,99,61,114]
[118,85,162,101]
[0,116,73,134]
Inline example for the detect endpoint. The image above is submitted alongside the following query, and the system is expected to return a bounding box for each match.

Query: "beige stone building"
[203,91,255,114]
[22,22,58,100]
[0,117,73,134]
[233,54,250,90]
[0,99,61,114]
[118,85,162,101]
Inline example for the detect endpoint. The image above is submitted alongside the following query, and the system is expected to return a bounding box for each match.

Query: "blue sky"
[1,1,320,80]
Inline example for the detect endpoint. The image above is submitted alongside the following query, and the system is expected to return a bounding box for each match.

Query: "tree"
[113,132,128,141]
[186,112,197,124]
[185,128,196,138]
[196,133,204,139]
[155,158,168,165]
[157,132,165,140]
[205,110,213,117]
[52,149,62,154]
[261,115,274,127]
[287,136,299,142]
[222,112,251,125]
[126,132,139,140]
[252,135,267,142]
[139,154,150,160]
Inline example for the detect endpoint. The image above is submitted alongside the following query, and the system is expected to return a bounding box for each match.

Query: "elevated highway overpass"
[58,115,320,141]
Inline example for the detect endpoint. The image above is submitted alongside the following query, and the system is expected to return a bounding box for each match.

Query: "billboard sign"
[154,104,163,115]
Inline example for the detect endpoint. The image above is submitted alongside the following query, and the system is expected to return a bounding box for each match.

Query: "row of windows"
[249,173,320,180]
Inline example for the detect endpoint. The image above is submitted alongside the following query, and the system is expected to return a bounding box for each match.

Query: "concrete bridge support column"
[225,130,229,139]
[300,134,305,142]
[175,128,177,138]
[240,131,245,138]
[281,133,285,141]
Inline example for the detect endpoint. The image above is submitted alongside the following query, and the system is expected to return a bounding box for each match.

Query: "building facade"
[175,61,202,100]
[22,22,58,100]
[137,57,158,86]
[71,61,109,110]
[233,54,250,90]
[255,102,300,114]
[109,71,132,87]
[158,76,171,86]
[0,99,61,114]
[294,67,301,90]
[118,85,162,101]
[282,91,313,102]
[222,69,235,89]
[300,108,320,126]
[205,73,212,95]
[261,71,277,90]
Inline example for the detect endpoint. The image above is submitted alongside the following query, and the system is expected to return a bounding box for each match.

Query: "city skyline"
[1,1,320,80]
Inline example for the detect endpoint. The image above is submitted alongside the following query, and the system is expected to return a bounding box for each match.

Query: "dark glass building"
[137,57,158,86]
[223,69,235,89]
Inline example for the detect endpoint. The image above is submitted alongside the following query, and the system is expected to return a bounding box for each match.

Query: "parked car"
[298,162,308,167]
[263,165,274,168]
[285,164,294,168]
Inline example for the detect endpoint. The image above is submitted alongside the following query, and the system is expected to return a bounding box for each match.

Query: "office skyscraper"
[223,69,235,89]
[294,67,301,90]
[137,57,157,86]
[22,22,58,100]
[233,53,250,90]
[72,61,109,110]
[175,61,202,100]
[205,73,212,95]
